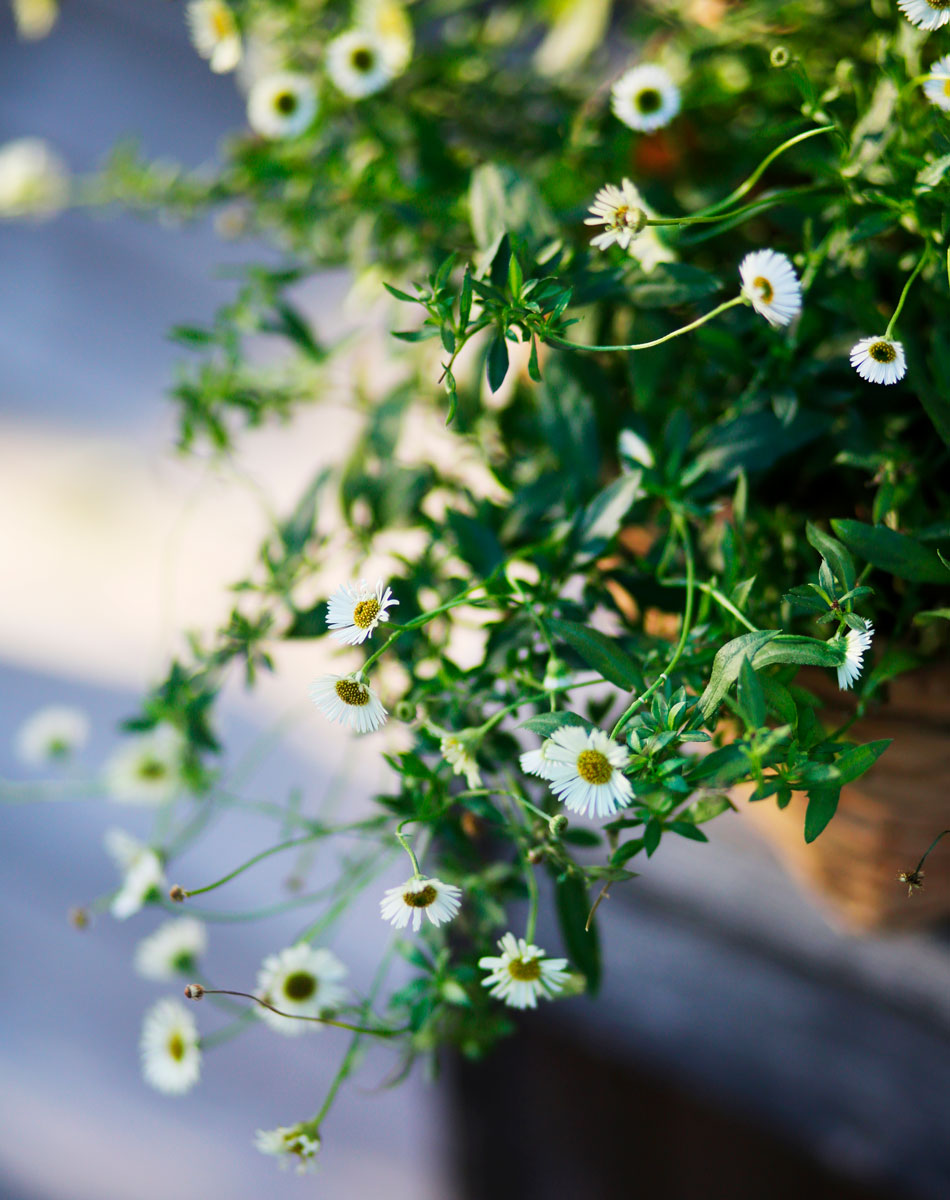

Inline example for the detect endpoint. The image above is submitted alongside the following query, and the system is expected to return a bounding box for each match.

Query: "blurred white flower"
[105,723,185,806]
[585,179,648,252]
[134,918,208,981]
[247,72,318,139]
[140,998,201,1094]
[835,619,874,691]
[326,577,397,644]
[479,932,570,1009]
[15,704,89,766]
[520,737,558,780]
[11,0,57,39]
[309,673,388,734]
[256,944,348,1036]
[186,0,242,73]
[355,0,413,74]
[440,734,482,788]
[545,726,632,819]
[849,336,906,385]
[255,1124,321,1172]
[0,138,68,219]
[611,64,681,133]
[924,54,950,110]
[379,875,462,931]
[105,828,165,920]
[326,29,399,98]
[898,0,950,31]
[739,248,802,327]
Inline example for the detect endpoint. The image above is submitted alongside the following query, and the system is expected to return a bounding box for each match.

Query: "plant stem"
[192,988,403,1038]
[610,513,696,738]
[394,821,423,878]
[177,834,320,898]
[545,295,745,354]
[884,247,930,339]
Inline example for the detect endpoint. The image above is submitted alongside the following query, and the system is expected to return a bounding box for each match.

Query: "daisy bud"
[184,983,205,1000]
[548,814,569,838]
[169,885,186,903]
[394,699,416,722]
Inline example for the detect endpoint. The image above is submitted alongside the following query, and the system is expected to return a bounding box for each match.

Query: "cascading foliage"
[7,0,950,1172]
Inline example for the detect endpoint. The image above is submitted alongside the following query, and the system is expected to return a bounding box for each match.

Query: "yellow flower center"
[576,749,613,785]
[335,679,370,706]
[943,78,950,97]
[928,0,950,9]
[138,758,167,780]
[753,275,774,303]
[353,598,381,628]
[403,884,437,908]
[283,971,317,1001]
[869,341,896,364]
[508,957,542,982]
[167,1032,186,1061]
[637,87,663,114]
[211,6,234,38]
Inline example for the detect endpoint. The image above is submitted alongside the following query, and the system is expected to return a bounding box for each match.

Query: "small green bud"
[548,814,569,837]
[394,699,417,723]
[770,46,790,68]
[440,980,470,1006]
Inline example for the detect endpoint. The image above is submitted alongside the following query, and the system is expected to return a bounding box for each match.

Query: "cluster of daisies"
[185,0,412,141]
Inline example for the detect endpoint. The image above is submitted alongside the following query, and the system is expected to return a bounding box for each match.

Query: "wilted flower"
[247,72,318,139]
[0,138,68,220]
[15,705,89,766]
[585,179,648,252]
[256,944,348,1036]
[105,829,165,920]
[186,0,242,74]
[379,875,462,931]
[739,249,802,327]
[140,998,201,1094]
[255,1124,321,1173]
[326,578,397,645]
[440,733,482,787]
[849,336,906,386]
[134,918,208,981]
[479,932,570,1009]
[309,673,388,734]
[611,64,681,133]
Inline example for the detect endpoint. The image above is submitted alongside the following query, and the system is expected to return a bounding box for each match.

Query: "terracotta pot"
[736,663,950,932]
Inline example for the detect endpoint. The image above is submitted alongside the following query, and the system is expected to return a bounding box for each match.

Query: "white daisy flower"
[585,179,648,252]
[186,0,242,74]
[611,64,681,133]
[12,0,58,39]
[519,737,559,780]
[140,998,201,1094]
[14,704,89,766]
[0,138,68,220]
[739,249,802,327]
[255,1124,321,1173]
[479,932,570,1010]
[104,828,165,920]
[134,918,208,982]
[105,723,186,806]
[849,335,907,385]
[544,726,633,819]
[924,55,950,110]
[355,0,414,74]
[326,577,397,645]
[379,875,463,931]
[834,619,874,691]
[440,734,482,788]
[898,0,950,31]
[247,72,318,140]
[309,673,388,734]
[256,944,348,1036]
[326,29,399,99]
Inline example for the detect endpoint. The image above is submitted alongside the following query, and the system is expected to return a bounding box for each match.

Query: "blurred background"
[2,4,950,1198]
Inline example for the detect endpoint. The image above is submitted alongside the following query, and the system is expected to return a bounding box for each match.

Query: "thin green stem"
[545,295,745,355]
[176,834,319,898]
[645,185,830,228]
[885,248,929,339]
[610,513,696,739]
[913,829,950,876]
[359,579,493,674]
[394,821,423,878]
[192,989,404,1038]
[662,578,758,632]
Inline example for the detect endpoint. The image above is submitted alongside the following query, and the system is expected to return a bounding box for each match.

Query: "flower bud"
[169,884,186,903]
[770,46,790,68]
[394,699,416,723]
[548,814,569,837]
[184,983,205,1000]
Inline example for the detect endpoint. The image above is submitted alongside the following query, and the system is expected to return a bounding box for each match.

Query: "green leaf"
[833,739,891,785]
[831,519,950,584]
[914,608,950,624]
[576,472,643,558]
[806,523,855,594]
[486,334,510,393]
[459,268,473,328]
[804,788,839,843]
[737,656,766,728]
[751,634,845,671]
[547,617,644,691]
[383,281,418,303]
[555,876,601,994]
[520,710,590,737]
[446,509,504,576]
[610,837,645,866]
[278,467,330,555]
[666,821,709,843]
[627,262,721,309]
[685,793,733,823]
[698,630,780,719]
[643,817,661,856]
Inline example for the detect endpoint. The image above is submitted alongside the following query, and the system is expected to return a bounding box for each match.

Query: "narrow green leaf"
[833,739,891,785]
[804,787,839,843]
[486,334,510,393]
[737,656,766,728]
[520,711,590,736]
[806,522,856,593]
[547,617,644,691]
[555,876,601,994]
[831,519,950,584]
[698,630,780,719]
